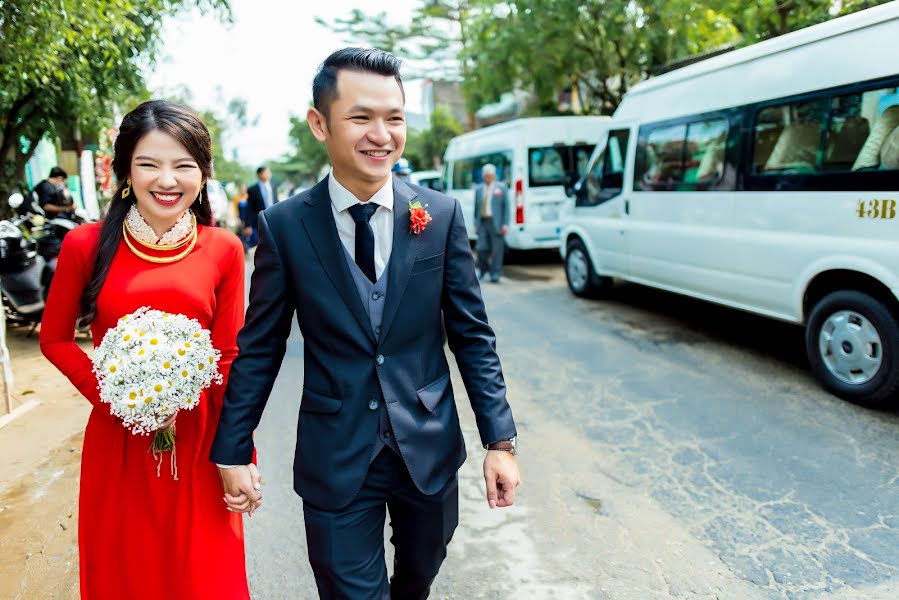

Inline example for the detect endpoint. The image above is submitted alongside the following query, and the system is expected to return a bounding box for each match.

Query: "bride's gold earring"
[196,191,203,204]
[121,178,132,200]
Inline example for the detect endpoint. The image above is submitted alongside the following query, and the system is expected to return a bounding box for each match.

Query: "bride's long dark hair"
[78,100,215,328]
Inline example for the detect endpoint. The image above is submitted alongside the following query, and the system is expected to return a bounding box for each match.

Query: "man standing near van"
[473,163,509,283]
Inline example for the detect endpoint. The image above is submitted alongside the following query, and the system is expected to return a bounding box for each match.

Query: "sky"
[146,0,426,166]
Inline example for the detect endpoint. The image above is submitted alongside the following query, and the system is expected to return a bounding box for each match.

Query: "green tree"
[278,114,331,183]
[316,1,479,80]
[198,96,256,185]
[0,0,230,197]
[461,1,740,115]
[317,0,890,117]
[405,106,463,170]
[713,0,889,42]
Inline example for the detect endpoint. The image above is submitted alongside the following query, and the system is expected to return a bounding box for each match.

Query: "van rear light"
[515,179,524,224]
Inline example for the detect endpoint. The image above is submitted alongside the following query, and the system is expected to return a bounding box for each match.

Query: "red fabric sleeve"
[39,226,102,407]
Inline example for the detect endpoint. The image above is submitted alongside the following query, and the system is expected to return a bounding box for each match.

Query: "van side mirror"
[563,173,577,197]
[604,171,624,189]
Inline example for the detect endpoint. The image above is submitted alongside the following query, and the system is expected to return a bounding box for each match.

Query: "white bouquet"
[92,307,222,473]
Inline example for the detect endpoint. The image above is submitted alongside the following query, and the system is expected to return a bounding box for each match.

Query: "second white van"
[444,116,610,250]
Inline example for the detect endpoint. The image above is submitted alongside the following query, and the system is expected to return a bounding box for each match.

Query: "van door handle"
[624,200,630,215]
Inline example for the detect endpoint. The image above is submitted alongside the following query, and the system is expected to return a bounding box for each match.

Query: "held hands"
[483,451,520,509]
[218,464,263,516]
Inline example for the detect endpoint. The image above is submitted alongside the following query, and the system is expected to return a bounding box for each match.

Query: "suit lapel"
[379,176,419,342]
[301,177,376,343]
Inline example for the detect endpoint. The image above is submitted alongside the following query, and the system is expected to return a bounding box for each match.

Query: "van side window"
[685,120,729,184]
[639,124,686,190]
[475,151,514,186]
[528,145,596,188]
[579,129,630,207]
[840,87,899,172]
[529,147,566,186]
[747,83,899,190]
[753,99,827,174]
[452,158,475,190]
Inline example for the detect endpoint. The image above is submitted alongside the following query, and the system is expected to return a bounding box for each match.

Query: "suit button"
[376,354,385,365]
[375,326,382,336]
[372,292,382,300]
[384,430,392,438]
[368,399,379,410]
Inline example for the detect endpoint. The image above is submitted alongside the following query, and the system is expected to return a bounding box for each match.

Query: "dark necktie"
[347,202,379,283]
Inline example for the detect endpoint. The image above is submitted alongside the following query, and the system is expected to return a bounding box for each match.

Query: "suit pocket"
[300,386,342,414]
[410,252,444,276]
[416,372,450,413]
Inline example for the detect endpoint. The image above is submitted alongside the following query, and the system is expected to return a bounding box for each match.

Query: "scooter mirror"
[7,193,24,209]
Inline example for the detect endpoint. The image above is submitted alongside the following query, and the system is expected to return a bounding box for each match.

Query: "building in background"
[421,79,470,131]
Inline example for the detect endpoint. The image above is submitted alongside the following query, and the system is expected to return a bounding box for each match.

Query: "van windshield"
[528,144,595,187]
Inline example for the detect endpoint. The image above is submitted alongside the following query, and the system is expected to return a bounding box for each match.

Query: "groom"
[210,48,519,599]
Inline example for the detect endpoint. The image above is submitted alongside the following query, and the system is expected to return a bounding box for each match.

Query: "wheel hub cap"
[818,310,882,385]
[567,249,588,291]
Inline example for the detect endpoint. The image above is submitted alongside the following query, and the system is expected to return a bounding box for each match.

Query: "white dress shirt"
[328,170,394,281]
[262,181,273,208]
[480,182,494,218]
[216,172,394,469]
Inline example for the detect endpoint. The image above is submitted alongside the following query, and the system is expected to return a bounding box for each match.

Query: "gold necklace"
[123,224,198,264]
[124,213,197,251]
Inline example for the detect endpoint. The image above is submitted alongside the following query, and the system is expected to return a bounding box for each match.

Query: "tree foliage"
[0,0,230,196]
[404,106,464,170]
[316,1,476,80]
[198,96,256,185]
[275,114,332,184]
[317,0,891,116]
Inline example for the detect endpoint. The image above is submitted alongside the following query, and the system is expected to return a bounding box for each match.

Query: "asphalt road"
[242,253,899,600]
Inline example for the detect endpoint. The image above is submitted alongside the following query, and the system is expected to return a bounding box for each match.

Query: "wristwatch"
[485,436,516,455]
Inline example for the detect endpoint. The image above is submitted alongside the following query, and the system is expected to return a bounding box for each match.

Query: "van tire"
[805,291,899,407]
[565,239,609,298]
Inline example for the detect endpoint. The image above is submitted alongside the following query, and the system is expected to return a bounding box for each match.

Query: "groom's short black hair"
[313,48,405,119]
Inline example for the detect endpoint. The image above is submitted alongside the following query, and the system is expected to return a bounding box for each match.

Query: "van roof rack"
[651,44,738,77]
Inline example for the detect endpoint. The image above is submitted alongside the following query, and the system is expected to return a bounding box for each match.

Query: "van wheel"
[806,291,899,407]
[565,239,609,298]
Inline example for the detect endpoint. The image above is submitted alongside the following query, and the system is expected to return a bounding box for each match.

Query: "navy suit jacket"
[473,181,509,234]
[210,175,516,511]
[245,181,278,229]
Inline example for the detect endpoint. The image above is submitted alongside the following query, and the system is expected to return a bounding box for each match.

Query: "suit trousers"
[476,218,505,279]
[302,447,459,600]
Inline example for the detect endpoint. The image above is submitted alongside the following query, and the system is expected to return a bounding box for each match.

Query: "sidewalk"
[0,325,90,599]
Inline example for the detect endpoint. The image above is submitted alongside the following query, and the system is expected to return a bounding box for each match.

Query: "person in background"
[393,157,412,181]
[27,166,74,216]
[243,166,278,248]
[232,183,250,250]
[472,163,509,283]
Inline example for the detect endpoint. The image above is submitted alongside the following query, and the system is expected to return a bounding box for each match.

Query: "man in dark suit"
[211,48,519,599]
[243,165,278,247]
[472,164,509,283]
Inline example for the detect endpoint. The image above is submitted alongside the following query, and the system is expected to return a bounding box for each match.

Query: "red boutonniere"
[409,201,432,235]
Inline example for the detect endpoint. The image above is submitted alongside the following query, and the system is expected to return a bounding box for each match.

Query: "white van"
[560,3,899,406]
[444,116,610,250]
[409,169,443,191]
